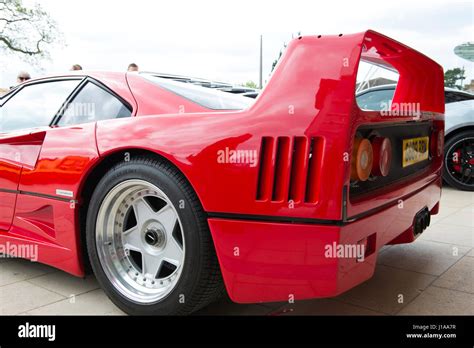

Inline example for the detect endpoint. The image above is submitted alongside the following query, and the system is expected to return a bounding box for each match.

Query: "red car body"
[0,30,444,304]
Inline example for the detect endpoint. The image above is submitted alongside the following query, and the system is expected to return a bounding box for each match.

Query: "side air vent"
[256,136,323,203]
[272,137,291,201]
[256,137,275,201]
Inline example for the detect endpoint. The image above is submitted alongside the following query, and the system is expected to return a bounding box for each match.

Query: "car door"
[0,79,82,231]
[12,78,134,245]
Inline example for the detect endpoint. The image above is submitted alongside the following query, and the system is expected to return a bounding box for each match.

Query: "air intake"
[256,136,323,203]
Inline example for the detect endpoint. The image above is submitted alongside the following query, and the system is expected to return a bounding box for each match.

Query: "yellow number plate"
[402,136,429,167]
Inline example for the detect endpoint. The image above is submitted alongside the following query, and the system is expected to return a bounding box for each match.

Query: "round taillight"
[351,138,373,181]
[371,137,392,177]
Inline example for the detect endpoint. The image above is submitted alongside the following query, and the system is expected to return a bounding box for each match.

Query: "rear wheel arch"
[77,148,205,272]
[444,125,474,142]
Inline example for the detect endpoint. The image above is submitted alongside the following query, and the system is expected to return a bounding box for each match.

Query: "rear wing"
[361,31,444,114]
[251,30,445,118]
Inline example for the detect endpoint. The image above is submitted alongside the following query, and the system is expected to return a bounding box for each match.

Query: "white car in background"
[356,85,474,191]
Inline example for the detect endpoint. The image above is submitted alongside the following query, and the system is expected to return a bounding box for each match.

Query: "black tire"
[86,156,224,315]
[443,130,474,191]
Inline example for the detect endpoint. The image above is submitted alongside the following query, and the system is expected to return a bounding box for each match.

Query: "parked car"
[357,85,474,191]
[0,30,445,315]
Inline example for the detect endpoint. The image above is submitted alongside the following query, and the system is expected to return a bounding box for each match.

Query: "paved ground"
[0,187,472,315]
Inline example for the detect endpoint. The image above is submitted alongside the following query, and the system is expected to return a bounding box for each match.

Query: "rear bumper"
[208,176,442,304]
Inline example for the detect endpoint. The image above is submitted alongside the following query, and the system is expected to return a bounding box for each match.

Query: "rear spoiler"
[250,30,445,117]
[361,31,445,114]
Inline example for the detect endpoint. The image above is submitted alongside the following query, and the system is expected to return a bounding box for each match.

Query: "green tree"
[444,67,465,90]
[0,0,62,62]
[271,44,286,72]
[243,80,258,89]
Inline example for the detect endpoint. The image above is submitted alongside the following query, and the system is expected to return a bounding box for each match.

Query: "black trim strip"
[207,212,345,226]
[0,188,77,203]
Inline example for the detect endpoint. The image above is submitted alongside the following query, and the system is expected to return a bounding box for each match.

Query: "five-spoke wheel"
[96,179,185,303]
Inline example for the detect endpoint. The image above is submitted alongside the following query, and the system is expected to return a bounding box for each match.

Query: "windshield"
[142,74,254,111]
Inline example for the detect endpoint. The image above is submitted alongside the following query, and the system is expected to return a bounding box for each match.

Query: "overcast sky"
[1,0,472,87]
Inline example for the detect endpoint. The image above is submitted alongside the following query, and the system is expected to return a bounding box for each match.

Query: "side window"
[58,82,131,126]
[356,89,395,111]
[0,80,80,133]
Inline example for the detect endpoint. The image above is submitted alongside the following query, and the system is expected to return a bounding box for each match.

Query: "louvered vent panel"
[256,136,322,203]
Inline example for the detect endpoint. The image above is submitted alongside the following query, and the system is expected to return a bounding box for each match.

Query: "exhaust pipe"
[414,207,431,236]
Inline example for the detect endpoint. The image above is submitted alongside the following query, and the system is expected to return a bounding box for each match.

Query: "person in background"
[17,71,31,84]
[71,64,83,71]
[9,71,31,89]
[127,63,139,72]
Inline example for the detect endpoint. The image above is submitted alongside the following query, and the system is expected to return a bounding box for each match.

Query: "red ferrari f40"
[0,30,444,315]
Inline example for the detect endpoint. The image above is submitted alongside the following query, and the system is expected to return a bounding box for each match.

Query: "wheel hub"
[144,227,166,249]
